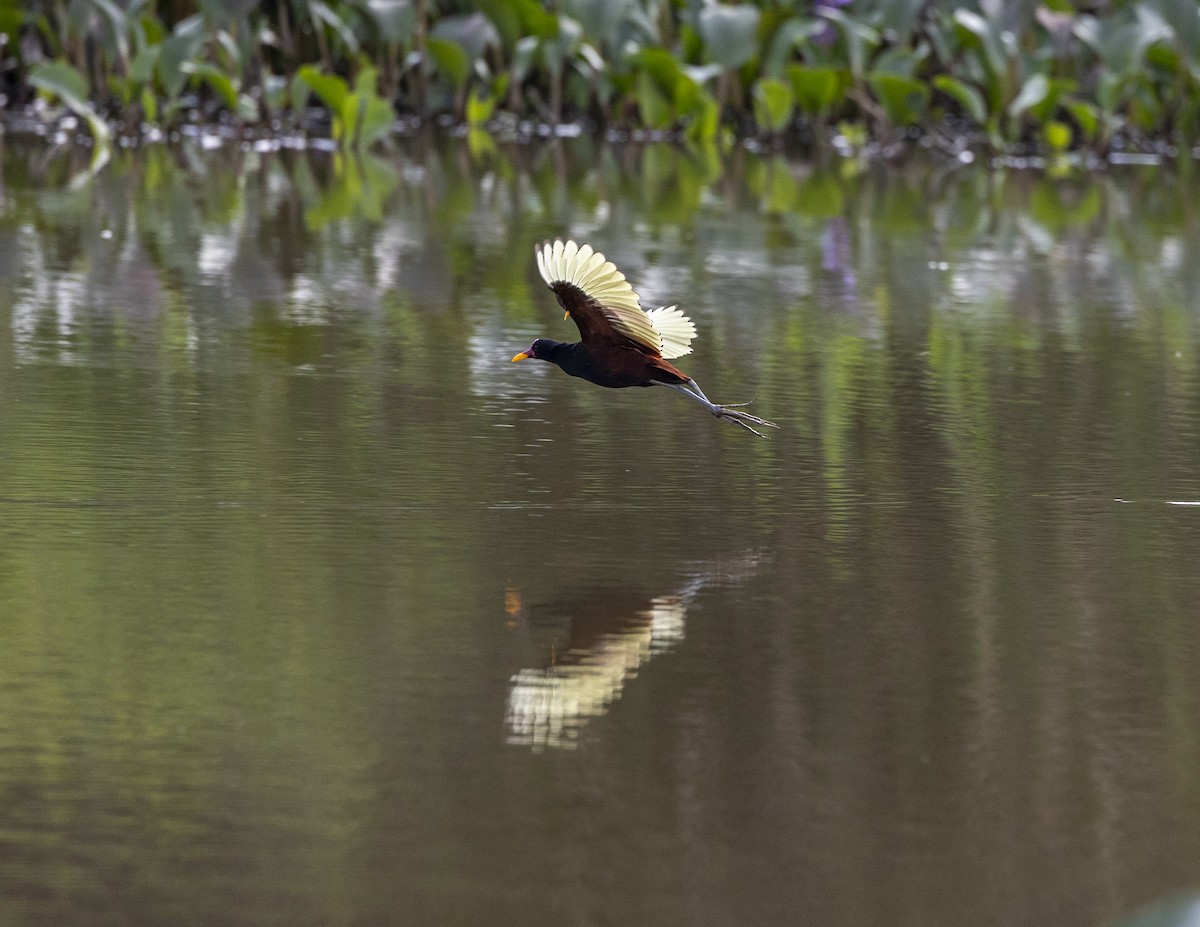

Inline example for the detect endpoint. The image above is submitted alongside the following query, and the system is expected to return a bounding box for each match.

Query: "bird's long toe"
[712,405,779,438]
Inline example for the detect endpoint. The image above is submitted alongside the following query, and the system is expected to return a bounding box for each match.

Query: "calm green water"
[1,137,1199,926]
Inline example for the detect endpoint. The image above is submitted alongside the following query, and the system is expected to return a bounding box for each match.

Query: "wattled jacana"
[512,240,778,437]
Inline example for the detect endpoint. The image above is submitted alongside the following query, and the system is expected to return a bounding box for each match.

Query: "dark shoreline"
[4,105,1198,175]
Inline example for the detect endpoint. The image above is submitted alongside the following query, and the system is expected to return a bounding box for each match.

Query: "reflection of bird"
[505,592,686,751]
[504,551,766,751]
[511,240,778,437]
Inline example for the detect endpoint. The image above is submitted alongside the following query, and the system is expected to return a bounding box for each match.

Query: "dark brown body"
[522,279,692,388]
[532,339,690,389]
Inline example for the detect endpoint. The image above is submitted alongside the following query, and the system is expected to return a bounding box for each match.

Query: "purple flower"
[813,0,851,46]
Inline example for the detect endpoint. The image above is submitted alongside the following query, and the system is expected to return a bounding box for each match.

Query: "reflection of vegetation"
[302,151,400,227]
[3,135,1197,574]
[3,136,1196,370]
[6,0,1199,153]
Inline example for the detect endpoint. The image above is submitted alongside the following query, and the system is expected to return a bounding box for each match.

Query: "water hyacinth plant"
[1,0,1197,156]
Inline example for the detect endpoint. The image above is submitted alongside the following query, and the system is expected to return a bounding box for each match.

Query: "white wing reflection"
[506,595,684,751]
[504,552,761,751]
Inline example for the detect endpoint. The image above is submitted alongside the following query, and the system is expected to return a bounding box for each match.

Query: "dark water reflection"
[1,137,1199,926]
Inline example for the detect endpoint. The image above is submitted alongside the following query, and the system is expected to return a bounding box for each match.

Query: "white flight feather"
[552,239,564,281]
[535,239,698,357]
[646,306,697,358]
[562,240,577,280]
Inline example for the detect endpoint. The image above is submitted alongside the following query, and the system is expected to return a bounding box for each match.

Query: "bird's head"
[511,339,552,363]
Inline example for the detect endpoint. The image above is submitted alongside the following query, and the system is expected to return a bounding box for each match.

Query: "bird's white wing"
[536,239,667,353]
[645,305,696,358]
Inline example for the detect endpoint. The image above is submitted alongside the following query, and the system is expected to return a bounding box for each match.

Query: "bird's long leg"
[653,380,779,438]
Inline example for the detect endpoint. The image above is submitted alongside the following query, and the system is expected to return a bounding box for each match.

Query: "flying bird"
[512,240,778,437]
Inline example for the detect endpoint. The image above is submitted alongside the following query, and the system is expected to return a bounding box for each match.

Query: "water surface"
[1,137,1199,926]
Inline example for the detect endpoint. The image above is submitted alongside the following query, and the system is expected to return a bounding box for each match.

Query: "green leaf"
[310,0,360,54]
[237,94,259,122]
[478,0,557,48]
[184,61,239,112]
[140,12,165,46]
[263,73,290,111]
[1126,79,1164,131]
[201,0,258,22]
[431,12,499,62]
[296,65,389,147]
[877,0,926,45]
[427,37,471,90]
[215,28,242,73]
[1043,120,1071,153]
[684,91,720,143]
[511,36,539,83]
[762,17,821,77]
[871,46,927,78]
[670,68,700,114]
[637,69,673,129]
[1146,42,1181,75]
[1063,99,1099,141]
[28,61,111,146]
[1076,13,1168,78]
[29,59,88,102]
[752,77,794,134]
[635,47,684,96]
[158,15,204,101]
[577,42,605,74]
[1030,77,1076,123]
[561,0,628,44]
[0,0,24,40]
[680,23,703,61]
[867,72,929,126]
[296,64,350,114]
[932,74,986,124]
[698,3,760,71]
[92,0,132,68]
[1156,0,1200,59]
[466,87,496,127]
[543,16,583,74]
[953,9,1004,78]
[682,63,722,87]
[108,74,133,107]
[1008,73,1049,119]
[130,44,158,84]
[351,95,394,147]
[632,46,704,122]
[819,8,880,81]
[365,0,414,44]
[788,65,846,116]
[140,85,157,123]
[354,64,380,99]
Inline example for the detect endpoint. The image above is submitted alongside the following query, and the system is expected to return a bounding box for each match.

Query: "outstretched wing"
[645,305,696,359]
[535,240,696,357]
